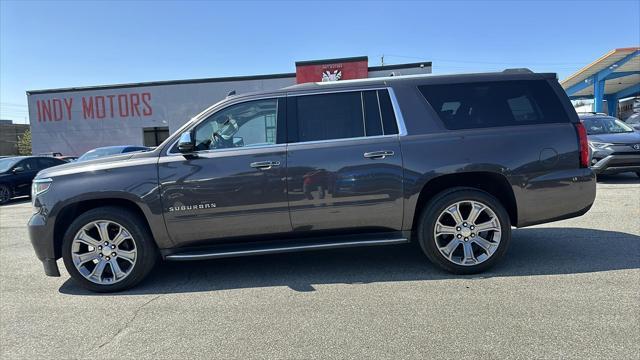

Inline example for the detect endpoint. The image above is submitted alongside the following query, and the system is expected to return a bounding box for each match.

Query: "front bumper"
[590,154,640,174]
[28,212,60,277]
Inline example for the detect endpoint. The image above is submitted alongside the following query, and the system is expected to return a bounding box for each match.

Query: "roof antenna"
[227,90,236,97]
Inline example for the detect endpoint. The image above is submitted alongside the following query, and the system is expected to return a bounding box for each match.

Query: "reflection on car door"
[286,90,404,233]
[158,97,292,247]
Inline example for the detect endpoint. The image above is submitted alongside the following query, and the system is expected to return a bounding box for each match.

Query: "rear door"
[286,89,404,233]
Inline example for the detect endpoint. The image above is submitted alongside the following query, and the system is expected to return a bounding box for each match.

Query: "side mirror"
[12,166,24,174]
[177,131,195,153]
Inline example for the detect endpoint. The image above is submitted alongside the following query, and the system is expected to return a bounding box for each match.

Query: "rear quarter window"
[418,80,568,130]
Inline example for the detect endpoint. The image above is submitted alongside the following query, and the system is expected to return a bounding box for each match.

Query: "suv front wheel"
[417,188,511,274]
[62,206,158,292]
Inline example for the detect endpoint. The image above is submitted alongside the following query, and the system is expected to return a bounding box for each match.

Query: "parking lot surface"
[0,174,639,359]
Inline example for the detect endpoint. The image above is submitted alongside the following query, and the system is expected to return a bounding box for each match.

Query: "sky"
[1,0,639,124]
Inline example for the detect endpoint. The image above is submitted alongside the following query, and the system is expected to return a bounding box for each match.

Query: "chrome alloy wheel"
[71,220,137,284]
[433,200,501,266]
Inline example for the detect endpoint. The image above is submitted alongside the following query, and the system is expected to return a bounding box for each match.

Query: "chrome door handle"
[364,151,394,160]
[250,161,280,170]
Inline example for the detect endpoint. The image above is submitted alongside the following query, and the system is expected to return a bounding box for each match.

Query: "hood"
[588,131,640,144]
[36,151,156,179]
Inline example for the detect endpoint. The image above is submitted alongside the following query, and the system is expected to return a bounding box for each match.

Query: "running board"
[165,237,409,261]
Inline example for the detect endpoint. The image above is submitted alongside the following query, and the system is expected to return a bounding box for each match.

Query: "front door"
[12,158,40,196]
[159,98,291,247]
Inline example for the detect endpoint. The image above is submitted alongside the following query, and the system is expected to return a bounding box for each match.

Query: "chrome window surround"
[165,86,408,156]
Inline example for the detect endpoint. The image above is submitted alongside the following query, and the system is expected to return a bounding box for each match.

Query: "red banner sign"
[296,58,369,84]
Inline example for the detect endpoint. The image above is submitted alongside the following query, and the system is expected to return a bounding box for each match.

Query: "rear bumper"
[28,212,60,277]
[591,154,640,174]
[515,168,596,227]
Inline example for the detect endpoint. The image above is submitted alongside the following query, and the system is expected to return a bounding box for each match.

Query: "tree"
[17,129,32,155]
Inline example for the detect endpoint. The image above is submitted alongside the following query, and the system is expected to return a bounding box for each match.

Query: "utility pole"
[381,55,385,67]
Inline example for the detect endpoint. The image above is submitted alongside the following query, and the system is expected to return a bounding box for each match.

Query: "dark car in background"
[77,145,149,162]
[0,156,66,204]
[579,113,640,177]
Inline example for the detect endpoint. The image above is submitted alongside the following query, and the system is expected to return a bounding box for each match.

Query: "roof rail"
[502,68,533,73]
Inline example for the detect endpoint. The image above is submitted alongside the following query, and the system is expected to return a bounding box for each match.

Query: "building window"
[143,127,170,147]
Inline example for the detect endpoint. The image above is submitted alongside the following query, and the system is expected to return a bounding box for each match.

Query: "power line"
[384,54,588,66]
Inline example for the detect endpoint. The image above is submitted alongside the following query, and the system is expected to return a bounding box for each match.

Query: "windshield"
[0,158,21,173]
[78,147,124,161]
[581,117,634,135]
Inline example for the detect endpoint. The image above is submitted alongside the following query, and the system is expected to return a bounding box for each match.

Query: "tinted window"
[418,80,567,130]
[362,91,382,136]
[378,90,399,135]
[38,158,63,169]
[363,91,383,136]
[18,158,39,171]
[296,92,364,142]
[194,99,278,151]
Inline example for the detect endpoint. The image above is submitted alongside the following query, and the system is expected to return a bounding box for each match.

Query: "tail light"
[575,122,589,168]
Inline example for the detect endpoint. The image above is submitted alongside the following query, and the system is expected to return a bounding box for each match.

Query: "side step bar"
[165,237,409,261]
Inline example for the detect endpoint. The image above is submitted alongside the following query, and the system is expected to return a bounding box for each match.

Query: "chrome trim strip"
[165,238,409,261]
[387,87,408,136]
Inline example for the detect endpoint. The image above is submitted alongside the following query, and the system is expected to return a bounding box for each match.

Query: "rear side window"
[292,90,399,142]
[296,92,364,142]
[378,90,399,135]
[38,158,62,168]
[418,80,567,130]
[363,91,383,137]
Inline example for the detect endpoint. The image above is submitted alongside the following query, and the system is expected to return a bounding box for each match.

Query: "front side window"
[193,99,278,151]
[15,158,38,171]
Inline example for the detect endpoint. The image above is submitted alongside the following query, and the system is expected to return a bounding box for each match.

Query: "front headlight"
[589,141,613,149]
[32,178,53,198]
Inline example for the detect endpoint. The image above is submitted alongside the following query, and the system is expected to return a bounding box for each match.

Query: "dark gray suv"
[28,70,597,292]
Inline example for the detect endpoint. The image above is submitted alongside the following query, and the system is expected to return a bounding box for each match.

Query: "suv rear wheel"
[61,206,158,292]
[417,188,511,274]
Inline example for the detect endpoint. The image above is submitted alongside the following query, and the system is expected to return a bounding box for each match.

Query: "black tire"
[62,206,158,292]
[0,184,11,205]
[635,172,640,178]
[417,187,511,274]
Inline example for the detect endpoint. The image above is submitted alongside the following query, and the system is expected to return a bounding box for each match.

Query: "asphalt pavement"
[1,174,639,359]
